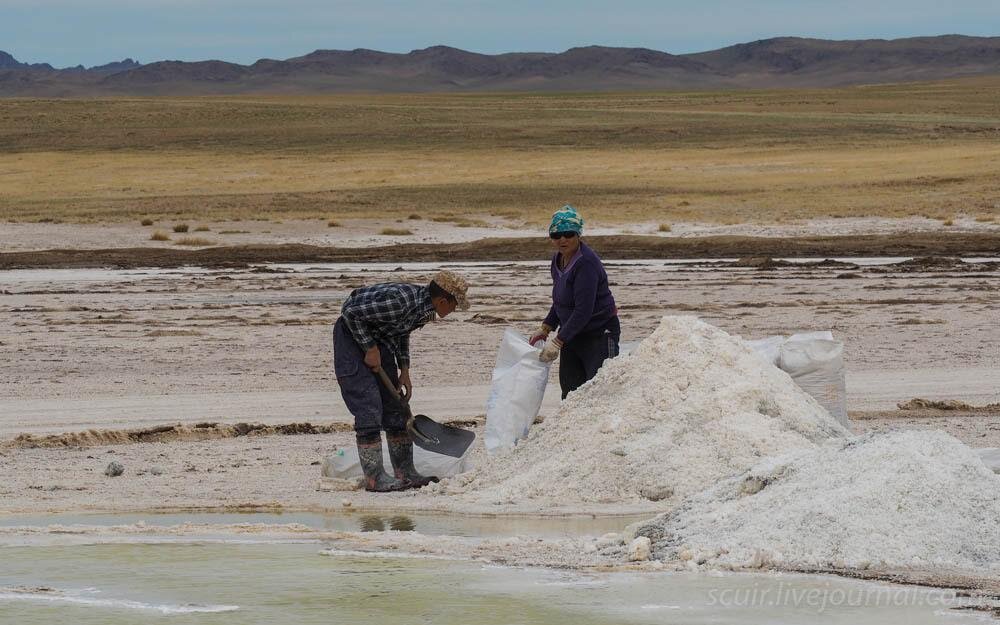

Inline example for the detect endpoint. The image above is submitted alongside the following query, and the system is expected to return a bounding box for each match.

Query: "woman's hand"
[539,336,563,363]
[529,323,553,347]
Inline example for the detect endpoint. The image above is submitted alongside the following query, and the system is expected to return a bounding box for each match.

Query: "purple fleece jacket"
[543,242,618,343]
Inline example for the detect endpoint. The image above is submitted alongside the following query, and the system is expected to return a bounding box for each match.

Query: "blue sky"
[2,0,999,67]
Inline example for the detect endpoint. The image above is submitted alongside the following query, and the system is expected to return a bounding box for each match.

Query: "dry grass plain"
[2,77,1000,225]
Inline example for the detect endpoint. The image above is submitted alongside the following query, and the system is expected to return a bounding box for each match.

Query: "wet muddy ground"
[3,232,1000,269]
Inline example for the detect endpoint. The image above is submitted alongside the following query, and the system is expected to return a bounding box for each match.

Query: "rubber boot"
[386,431,439,489]
[356,435,407,492]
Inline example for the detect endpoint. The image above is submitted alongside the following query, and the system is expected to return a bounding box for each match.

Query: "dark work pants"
[332,318,405,438]
[559,324,620,400]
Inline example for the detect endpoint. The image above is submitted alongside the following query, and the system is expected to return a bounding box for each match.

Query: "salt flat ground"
[3,256,998,425]
[4,256,997,427]
[1,254,998,516]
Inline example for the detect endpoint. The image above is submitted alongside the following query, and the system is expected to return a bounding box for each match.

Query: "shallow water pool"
[0,510,647,539]
[0,535,989,625]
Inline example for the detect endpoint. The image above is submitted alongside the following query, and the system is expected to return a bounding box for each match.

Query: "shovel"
[376,369,475,458]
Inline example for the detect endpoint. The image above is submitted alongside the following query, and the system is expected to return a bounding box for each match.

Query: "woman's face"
[550,232,581,257]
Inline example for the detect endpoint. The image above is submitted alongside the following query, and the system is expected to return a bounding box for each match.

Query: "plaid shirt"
[339,283,436,368]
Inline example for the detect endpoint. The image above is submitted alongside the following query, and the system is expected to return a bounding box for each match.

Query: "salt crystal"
[627,537,651,562]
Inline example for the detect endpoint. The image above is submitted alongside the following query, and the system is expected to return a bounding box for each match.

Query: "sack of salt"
[745,335,784,367]
[746,331,848,428]
[978,448,1000,474]
[322,441,473,480]
[779,332,848,427]
[483,328,551,454]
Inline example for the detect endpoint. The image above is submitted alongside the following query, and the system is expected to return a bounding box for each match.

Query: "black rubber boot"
[356,435,407,492]
[386,431,440,489]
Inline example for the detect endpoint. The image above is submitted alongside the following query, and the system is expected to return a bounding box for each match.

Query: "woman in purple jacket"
[530,205,620,399]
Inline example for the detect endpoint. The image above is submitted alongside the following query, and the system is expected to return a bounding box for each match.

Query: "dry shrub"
[150,231,170,241]
[433,216,486,228]
[145,329,204,337]
[898,318,946,325]
[455,220,478,228]
[173,223,190,233]
[658,223,672,232]
[380,227,413,235]
[408,213,423,220]
[327,220,342,227]
[194,225,210,232]
[942,218,955,226]
[140,218,154,226]
[174,237,214,246]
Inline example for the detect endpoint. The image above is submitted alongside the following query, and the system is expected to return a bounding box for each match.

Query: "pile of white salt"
[432,315,1000,577]
[641,429,1000,575]
[443,316,849,507]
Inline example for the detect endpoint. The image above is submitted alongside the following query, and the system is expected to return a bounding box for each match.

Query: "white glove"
[539,336,563,363]
[529,323,553,347]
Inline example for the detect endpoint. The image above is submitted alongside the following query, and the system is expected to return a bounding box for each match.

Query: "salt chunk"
[627,537,651,562]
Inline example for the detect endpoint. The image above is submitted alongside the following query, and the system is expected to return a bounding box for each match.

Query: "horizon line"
[4,32,995,71]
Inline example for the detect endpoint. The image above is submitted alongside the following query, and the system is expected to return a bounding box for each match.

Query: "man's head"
[429,270,470,318]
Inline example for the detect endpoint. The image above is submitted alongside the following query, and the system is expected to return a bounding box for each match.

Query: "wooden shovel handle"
[375,368,436,444]
[375,368,407,406]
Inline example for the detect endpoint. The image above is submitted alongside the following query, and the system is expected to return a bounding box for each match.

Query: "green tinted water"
[0,515,988,624]
[2,542,985,625]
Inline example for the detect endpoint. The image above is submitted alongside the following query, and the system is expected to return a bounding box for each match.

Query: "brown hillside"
[4,35,1000,95]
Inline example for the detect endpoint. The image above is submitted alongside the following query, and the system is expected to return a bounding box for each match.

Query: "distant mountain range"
[3,35,1000,95]
[0,51,141,74]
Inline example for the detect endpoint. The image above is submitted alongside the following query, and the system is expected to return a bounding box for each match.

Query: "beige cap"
[432,270,470,311]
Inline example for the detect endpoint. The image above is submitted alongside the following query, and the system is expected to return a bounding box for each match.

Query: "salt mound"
[446,316,849,507]
[643,430,1000,574]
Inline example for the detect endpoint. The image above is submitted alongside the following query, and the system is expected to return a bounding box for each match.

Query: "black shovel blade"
[410,414,475,458]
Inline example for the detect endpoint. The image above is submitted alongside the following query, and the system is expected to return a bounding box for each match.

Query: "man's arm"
[386,334,412,399]
[339,287,407,352]
[381,334,410,370]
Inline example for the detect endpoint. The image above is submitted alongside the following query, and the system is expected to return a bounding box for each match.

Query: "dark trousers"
[559,323,620,400]
[332,318,405,438]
